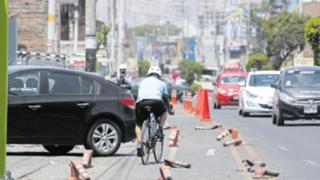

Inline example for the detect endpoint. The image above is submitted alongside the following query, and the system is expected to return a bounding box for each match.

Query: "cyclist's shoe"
[137,145,144,157]
[156,128,164,140]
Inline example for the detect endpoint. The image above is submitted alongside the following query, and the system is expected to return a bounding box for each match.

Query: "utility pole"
[117,0,125,67]
[48,0,56,52]
[73,2,79,54]
[0,0,8,179]
[111,0,116,73]
[85,0,97,72]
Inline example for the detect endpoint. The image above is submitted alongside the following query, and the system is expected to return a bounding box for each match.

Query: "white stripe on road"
[304,159,320,167]
[276,145,288,151]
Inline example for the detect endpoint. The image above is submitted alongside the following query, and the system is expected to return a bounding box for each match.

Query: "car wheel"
[43,145,74,155]
[243,111,249,117]
[86,119,122,156]
[272,112,277,125]
[239,109,243,115]
[276,109,285,126]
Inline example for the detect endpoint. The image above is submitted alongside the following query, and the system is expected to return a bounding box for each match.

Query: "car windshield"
[221,75,246,85]
[249,74,279,87]
[284,69,320,88]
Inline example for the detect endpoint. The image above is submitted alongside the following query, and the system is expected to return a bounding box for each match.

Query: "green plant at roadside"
[178,61,203,85]
[263,12,306,69]
[191,82,202,91]
[305,16,320,66]
[138,59,150,76]
[246,53,272,70]
[96,25,110,51]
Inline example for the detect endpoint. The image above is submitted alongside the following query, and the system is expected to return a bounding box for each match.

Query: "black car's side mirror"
[271,83,279,89]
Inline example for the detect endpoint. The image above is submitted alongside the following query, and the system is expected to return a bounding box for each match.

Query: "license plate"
[304,104,318,114]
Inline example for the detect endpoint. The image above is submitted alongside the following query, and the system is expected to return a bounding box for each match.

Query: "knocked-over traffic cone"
[217,129,229,141]
[223,139,242,147]
[171,89,177,105]
[197,89,212,122]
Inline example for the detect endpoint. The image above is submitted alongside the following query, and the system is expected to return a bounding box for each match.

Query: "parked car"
[239,71,280,117]
[271,66,320,126]
[213,71,247,109]
[7,66,136,156]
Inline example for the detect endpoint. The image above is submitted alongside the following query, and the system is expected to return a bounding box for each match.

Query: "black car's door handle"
[28,105,41,111]
[77,102,90,108]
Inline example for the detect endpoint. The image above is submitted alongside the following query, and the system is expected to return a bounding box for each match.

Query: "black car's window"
[284,70,320,88]
[81,78,94,94]
[249,74,279,87]
[8,72,40,96]
[48,72,80,94]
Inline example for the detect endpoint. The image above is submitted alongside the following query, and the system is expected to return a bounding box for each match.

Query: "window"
[249,74,279,87]
[48,72,80,94]
[8,72,40,96]
[81,78,94,94]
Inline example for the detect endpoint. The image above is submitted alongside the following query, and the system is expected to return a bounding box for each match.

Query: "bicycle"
[140,106,164,165]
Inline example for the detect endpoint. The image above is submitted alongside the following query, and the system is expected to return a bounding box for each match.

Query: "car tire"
[276,109,285,126]
[239,109,243,115]
[242,111,249,117]
[86,119,122,156]
[43,145,74,155]
[272,112,277,125]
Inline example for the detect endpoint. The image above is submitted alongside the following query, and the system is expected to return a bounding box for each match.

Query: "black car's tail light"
[120,97,136,109]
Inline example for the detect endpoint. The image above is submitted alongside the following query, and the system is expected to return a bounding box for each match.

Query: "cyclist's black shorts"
[135,99,167,127]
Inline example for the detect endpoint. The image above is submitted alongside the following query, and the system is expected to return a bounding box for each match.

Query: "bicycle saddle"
[144,106,152,112]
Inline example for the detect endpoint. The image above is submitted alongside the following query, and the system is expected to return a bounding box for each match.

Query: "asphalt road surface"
[6,104,320,179]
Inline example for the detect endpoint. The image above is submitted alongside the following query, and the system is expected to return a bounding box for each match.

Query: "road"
[213,106,320,180]
[6,104,320,179]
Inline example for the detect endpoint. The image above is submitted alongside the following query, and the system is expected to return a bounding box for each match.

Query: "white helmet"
[148,66,162,77]
[118,64,127,74]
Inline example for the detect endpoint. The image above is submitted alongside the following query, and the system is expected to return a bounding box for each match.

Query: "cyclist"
[113,64,132,88]
[135,66,174,157]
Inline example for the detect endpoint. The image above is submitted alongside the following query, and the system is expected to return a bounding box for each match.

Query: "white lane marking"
[276,145,288,151]
[206,149,216,157]
[304,159,320,167]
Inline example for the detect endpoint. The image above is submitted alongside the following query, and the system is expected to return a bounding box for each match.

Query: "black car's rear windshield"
[284,69,320,88]
[249,74,279,87]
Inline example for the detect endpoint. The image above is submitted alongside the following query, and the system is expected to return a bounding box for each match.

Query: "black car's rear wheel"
[43,145,74,155]
[86,119,121,156]
[272,112,277,125]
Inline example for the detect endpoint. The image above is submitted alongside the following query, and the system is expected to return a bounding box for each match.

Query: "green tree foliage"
[246,53,272,70]
[96,25,110,51]
[263,13,306,69]
[178,61,203,85]
[138,59,150,76]
[305,16,320,66]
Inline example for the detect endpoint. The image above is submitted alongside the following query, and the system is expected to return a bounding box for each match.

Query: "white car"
[239,71,280,117]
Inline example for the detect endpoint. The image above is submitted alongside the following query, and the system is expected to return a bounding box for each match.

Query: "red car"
[213,71,247,109]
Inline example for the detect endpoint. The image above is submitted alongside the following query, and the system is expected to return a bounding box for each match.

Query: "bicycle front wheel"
[141,120,151,165]
[153,124,164,163]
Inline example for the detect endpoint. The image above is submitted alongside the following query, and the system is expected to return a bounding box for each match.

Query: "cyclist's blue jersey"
[136,76,168,103]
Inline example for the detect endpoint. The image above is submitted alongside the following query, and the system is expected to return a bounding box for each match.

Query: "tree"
[263,13,306,69]
[305,16,320,66]
[246,53,272,70]
[96,25,110,51]
[138,59,150,76]
[178,61,203,85]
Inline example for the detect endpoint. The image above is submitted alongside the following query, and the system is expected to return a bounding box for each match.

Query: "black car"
[8,66,136,156]
[271,66,320,126]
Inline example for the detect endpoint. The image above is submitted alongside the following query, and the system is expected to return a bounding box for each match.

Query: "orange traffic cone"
[195,90,203,117]
[197,89,212,122]
[171,89,177,105]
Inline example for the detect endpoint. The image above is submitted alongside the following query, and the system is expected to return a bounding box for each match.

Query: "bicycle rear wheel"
[141,120,151,165]
[153,124,164,163]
